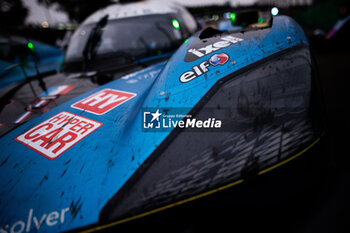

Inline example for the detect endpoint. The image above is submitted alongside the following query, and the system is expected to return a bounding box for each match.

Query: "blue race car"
[0,2,324,232]
[0,36,64,89]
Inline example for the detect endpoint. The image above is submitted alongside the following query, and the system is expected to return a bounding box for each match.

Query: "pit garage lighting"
[231,13,236,24]
[271,7,279,16]
[41,21,49,28]
[172,19,180,30]
[27,42,34,52]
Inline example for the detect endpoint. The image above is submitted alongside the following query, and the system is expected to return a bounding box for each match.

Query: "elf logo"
[185,35,243,62]
[209,53,229,66]
[71,89,136,115]
[180,53,229,83]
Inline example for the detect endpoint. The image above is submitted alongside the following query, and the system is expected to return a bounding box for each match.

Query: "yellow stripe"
[81,179,244,233]
[258,136,322,175]
[82,134,323,233]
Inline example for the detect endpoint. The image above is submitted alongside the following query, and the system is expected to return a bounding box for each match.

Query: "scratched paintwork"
[0,16,309,232]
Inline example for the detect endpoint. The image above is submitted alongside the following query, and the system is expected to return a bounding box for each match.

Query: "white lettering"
[186,119,196,127]
[199,61,210,73]
[97,95,127,109]
[25,209,32,232]
[221,35,243,44]
[46,212,59,226]
[81,92,113,106]
[188,49,204,57]
[180,52,228,83]
[163,118,169,128]
[203,119,211,128]
[198,44,219,54]
[60,208,69,224]
[183,118,222,128]
[197,120,204,128]
[213,41,230,48]
[189,36,244,58]
[171,120,178,128]
[193,66,202,76]
[178,121,184,128]
[10,221,24,233]
[33,214,46,230]
[180,71,196,83]
[2,207,70,233]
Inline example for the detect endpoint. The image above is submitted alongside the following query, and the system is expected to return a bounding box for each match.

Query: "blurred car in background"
[63,1,197,73]
[217,8,276,31]
[0,0,197,134]
[0,35,63,88]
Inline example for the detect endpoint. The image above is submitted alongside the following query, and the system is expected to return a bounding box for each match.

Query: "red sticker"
[71,89,136,115]
[15,111,102,160]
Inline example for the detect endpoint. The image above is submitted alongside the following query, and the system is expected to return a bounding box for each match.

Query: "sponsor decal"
[15,111,102,160]
[143,109,222,131]
[0,207,69,233]
[71,89,136,115]
[40,85,75,97]
[185,35,243,62]
[180,53,229,83]
[209,53,229,66]
[14,85,75,124]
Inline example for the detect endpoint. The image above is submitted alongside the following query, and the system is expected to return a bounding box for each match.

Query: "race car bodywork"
[0,15,324,233]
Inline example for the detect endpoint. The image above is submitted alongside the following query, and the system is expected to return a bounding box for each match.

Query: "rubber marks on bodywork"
[180,53,230,83]
[15,111,102,160]
[71,89,136,115]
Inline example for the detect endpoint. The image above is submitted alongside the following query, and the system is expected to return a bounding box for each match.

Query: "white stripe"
[14,112,32,124]
[34,99,48,108]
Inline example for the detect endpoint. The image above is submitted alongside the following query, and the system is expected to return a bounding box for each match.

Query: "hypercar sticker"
[180,53,230,83]
[15,111,102,160]
[71,89,136,115]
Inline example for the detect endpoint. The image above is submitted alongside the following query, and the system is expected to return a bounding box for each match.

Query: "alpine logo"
[180,53,229,83]
[15,111,102,160]
[185,35,243,62]
[71,89,136,115]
